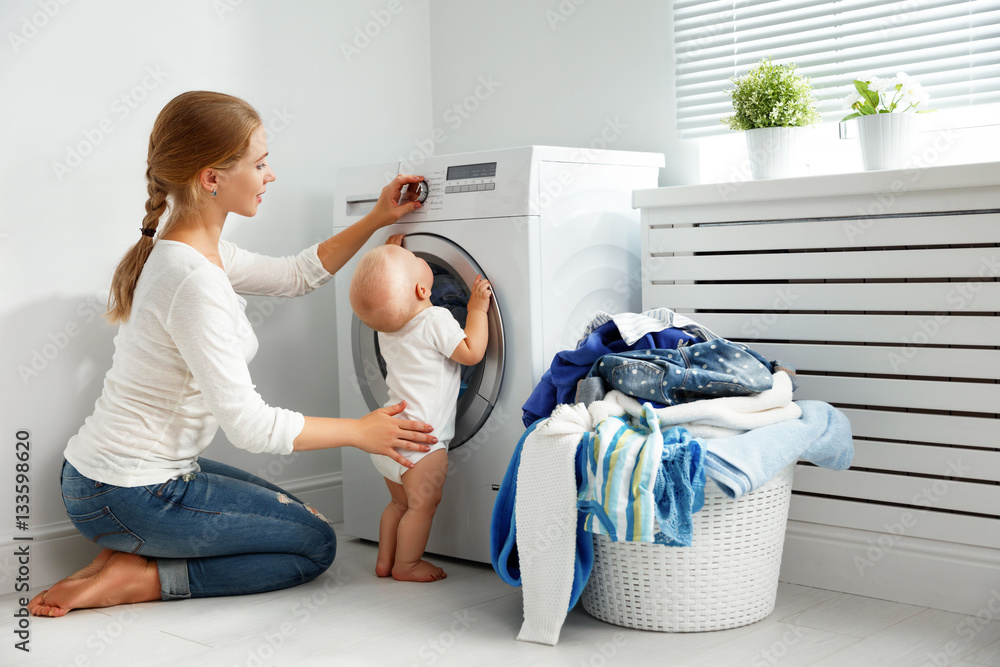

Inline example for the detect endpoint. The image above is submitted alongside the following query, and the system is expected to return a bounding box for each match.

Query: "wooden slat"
[795,375,1000,414]
[742,343,1000,380]
[648,213,1000,253]
[684,313,1000,346]
[648,248,999,281]
[792,467,1000,516]
[788,495,1000,550]
[647,282,1000,313]
[839,408,1000,450]
[851,440,1000,483]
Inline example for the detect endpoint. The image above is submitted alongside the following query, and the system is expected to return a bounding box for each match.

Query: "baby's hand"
[468,275,492,313]
[385,234,405,246]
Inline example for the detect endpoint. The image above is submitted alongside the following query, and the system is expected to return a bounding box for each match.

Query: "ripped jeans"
[60,458,335,600]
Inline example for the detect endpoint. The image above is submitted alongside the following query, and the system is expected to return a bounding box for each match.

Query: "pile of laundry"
[491,309,854,646]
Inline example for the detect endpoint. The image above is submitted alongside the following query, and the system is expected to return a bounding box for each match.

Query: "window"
[673,0,1000,138]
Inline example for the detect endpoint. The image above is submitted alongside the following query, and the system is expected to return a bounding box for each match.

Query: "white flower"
[843,90,864,110]
[900,78,930,107]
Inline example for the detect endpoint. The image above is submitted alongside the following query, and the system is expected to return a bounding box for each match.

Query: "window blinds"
[673,0,1000,137]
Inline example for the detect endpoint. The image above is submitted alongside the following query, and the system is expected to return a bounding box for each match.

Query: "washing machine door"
[350,233,505,448]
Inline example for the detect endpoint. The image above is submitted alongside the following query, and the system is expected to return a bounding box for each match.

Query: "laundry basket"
[580,464,794,632]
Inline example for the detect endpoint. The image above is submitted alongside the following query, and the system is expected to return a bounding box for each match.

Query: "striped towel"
[577,403,666,543]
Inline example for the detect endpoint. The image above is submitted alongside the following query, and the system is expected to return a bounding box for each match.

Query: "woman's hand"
[371,174,424,228]
[353,401,436,469]
[385,234,405,246]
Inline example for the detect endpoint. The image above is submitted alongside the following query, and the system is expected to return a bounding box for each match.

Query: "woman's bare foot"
[29,551,161,617]
[391,559,447,582]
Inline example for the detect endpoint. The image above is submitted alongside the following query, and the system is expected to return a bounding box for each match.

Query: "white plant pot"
[744,126,803,180]
[857,113,915,171]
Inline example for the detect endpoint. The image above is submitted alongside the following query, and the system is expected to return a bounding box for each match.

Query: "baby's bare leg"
[393,449,448,582]
[376,478,407,577]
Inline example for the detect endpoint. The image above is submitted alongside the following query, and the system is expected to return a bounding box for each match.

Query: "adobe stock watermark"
[887,252,1000,372]
[545,0,588,31]
[17,292,108,386]
[52,66,169,182]
[339,0,414,63]
[7,0,71,53]
[238,568,349,667]
[405,609,477,667]
[852,459,969,576]
[214,0,244,20]
[843,127,960,242]
[393,75,502,177]
[924,588,1000,667]
[751,625,810,667]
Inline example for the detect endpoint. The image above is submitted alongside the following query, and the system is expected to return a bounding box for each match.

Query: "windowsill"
[693,103,1000,186]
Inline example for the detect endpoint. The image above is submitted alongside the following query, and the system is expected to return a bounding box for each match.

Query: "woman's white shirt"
[63,240,332,487]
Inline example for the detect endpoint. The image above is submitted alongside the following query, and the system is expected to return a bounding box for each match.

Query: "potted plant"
[722,57,820,179]
[842,73,932,171]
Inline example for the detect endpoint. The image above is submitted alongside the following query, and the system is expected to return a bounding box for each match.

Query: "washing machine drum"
[350,233,505,449]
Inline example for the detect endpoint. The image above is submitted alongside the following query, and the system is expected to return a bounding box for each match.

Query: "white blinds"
[674,0,1000,137]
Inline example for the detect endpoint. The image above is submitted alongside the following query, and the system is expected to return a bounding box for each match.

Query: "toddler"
[349,235,491,581]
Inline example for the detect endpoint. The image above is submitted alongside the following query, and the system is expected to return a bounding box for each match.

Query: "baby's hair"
[350,245,413,333]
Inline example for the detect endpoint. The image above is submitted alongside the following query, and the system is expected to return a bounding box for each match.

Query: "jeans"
[589,339,782,405]
[60,458,336,600]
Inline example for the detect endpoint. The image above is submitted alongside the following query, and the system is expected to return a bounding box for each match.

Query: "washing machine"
[334,146,664,563]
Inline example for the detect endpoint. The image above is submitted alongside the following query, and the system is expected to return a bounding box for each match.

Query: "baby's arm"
[450,275,491,366]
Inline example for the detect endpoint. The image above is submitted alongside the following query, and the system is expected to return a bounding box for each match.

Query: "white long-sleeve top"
[64,239,332,487]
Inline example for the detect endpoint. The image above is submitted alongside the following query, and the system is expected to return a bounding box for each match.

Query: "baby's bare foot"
[375,556,394,578]
[392,559,447,582]
[29,551,160,617]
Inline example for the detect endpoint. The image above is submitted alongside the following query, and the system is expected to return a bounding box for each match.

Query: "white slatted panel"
[639,165,1000,551]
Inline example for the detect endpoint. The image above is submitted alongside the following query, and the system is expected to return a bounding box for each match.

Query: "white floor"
[4,525,999,667]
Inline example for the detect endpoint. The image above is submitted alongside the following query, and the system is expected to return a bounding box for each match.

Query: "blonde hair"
[106,91,262,324]
[350,245,414,333]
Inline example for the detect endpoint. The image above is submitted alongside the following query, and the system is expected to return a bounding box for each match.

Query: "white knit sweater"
[64,239,332,487]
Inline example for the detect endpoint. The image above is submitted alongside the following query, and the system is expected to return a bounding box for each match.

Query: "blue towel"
[704,400,854,498]
[490,420,594,610]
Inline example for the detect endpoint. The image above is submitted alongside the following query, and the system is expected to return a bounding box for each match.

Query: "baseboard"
[0,471,343,590]
[779,519,1000,616]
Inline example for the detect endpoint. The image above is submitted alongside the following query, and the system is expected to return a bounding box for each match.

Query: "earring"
[212,190,217,197]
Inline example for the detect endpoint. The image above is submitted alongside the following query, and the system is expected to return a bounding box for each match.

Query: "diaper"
[371,441,449,485]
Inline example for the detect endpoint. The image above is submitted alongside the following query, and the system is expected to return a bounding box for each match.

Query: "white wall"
[0,0,432,585]
[426,0,696,186]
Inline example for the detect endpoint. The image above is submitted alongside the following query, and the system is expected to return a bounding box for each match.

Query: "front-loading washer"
[333,146,663,563]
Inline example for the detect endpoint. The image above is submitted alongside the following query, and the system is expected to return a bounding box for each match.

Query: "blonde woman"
[29,91,434,617]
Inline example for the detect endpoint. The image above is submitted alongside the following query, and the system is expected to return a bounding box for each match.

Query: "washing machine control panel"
[444,161,497,194]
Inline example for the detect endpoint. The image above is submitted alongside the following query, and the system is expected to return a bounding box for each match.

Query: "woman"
[29,91,435,617]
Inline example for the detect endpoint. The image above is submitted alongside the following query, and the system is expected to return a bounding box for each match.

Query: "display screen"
[446,162,497,181]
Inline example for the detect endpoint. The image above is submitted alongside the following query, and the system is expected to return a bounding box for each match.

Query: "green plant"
[842,73,933,121]
[721,57,820,131]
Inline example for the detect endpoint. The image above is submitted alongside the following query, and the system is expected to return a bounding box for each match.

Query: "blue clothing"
[704,400,854,498]
[577,405,706,547]
[61,458,336,599]
[590,340,775,406]
[491,420,594,610]
[522,320,700,426]
[652,426,706,546]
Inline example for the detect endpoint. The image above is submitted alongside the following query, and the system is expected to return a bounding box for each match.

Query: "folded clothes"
[588,371,802,434]
[589,340,775,406]
[703,400,854,498]
[521,309,720,427]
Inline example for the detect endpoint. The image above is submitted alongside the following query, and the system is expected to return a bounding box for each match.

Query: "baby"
[349,234,491,582]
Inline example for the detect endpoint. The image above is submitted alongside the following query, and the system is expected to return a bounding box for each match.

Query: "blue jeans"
[588,340,784,405]
[60,459,336,600]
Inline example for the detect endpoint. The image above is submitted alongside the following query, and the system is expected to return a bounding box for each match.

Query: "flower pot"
[744,127,803,180]
[857,113,915,171]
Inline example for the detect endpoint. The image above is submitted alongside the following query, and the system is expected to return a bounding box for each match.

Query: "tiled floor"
[3,526,999,666]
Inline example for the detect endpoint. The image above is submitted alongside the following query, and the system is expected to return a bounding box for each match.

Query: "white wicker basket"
[580,464,794,632]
